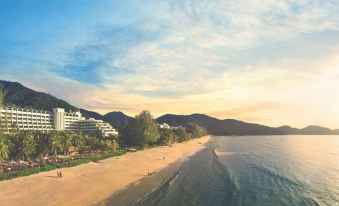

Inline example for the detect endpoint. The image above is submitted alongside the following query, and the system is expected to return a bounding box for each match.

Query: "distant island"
[1,80,338,135]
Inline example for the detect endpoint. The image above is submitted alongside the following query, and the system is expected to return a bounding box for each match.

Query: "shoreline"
[99,155,183,206]
[0,135,211,206]
[99,140,211,206]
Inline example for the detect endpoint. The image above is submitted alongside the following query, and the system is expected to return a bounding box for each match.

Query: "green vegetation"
[0,80,133,129]
[0,80,76,111]
[0,150,126,181]
[0,130,121,180]
[121,110,207,147]
[0,110,207,181]
[0,130,119,162]
[121,111,160,146]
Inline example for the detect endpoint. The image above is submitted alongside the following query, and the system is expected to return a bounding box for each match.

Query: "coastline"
[0,135,211,206]
[100,140,210,206]
[99,155,183,206]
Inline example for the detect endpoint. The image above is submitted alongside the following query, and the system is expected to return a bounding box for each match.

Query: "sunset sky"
[0,0,338,128]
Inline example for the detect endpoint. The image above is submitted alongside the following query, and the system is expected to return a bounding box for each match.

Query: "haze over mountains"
[1,80,338,135]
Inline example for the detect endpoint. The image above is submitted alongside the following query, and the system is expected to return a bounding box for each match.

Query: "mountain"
[0,80,76,111]
[277,125,339,135]
[299,125,333,135]
[332,129,339,135]
[157,113,283,135]
[157,114,339,136]
[277,125,301,134]
[81,109,133,130]
[80,109,105,120]
[103,112,133,129]
[1,80,338,135]
[0,80,132,129]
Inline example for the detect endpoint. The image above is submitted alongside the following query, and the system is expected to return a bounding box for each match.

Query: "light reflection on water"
[136,135,339,206]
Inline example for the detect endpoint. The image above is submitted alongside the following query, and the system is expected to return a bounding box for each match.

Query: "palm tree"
[21,131,36,161]
[111,139,119,152]
[71,131,84,153]
[60,131,72,155]
[50,131,62,155]
[86,135,100,151]
[0,136,9,161]
[35,131,50,157]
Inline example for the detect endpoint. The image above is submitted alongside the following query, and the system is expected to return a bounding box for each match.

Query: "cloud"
[2,0,339,128]
[208,102,280,118]
[47,0,339,98]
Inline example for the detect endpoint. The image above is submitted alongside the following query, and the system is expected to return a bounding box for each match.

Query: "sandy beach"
[0,135,211,206]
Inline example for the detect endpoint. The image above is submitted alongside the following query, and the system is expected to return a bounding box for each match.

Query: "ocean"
[135,135,338,206]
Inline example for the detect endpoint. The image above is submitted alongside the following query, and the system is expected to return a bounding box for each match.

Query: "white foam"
[214,150,248,156]
[180,145,207,162]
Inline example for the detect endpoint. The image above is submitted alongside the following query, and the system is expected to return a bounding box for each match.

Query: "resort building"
[157,123,171,129]
[76,118,118,137]
[157,123,184,130]
[0,107,118,136]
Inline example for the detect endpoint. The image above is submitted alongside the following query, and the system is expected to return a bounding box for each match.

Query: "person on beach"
[57,171,59,178]
[59,171,62,178]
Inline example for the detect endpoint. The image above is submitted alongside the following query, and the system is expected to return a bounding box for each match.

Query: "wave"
[211,148,242,203]
[214,149,249,157]
[251,163,304,195]
[134,136,337,206]
[180,145,207,162]
[133,170,180,205]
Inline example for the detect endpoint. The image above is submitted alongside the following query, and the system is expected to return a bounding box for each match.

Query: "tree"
[21,131,36,160]
[0,135,9,161]
[111,139,119,151]
[71,131,85,152]
[85,135,101,150]
[50,131,62,155]
[122,110,160,146]
[6,132,23,160]
[35,131,50,157]
[186,123,207,138]
[173,128,192,142]
[158,128,175,145]
[60,131,72,155]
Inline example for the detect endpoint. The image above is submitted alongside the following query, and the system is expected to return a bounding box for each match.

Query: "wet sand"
[100,157,183,206]
[0,136,211,206]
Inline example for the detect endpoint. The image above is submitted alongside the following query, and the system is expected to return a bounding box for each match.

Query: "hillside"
[0,80,76,111]
[156,114,283,135]
[0,80,133,128]
[157,114,339,136]
[1,80,338,135]
[299,125,333,135]
[80,109,105,120]
[80,109,133,129]
[277,125,301,134]
[103,112,133,128]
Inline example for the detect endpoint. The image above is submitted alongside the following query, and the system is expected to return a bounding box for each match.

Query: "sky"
[0,0,339,129]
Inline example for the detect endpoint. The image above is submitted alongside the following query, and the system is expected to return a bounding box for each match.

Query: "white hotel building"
[0,107,118,137]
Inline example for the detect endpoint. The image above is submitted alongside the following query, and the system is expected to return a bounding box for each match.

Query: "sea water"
[135,135,339,206]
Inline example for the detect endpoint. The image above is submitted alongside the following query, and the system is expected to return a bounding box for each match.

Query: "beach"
[0,135,211,206]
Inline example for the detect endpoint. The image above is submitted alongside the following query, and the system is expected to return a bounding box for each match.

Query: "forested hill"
[156,114,339,135]
[80,109,133,129]
[0,80,76,111]
[156,114,283,135]
[0,80,132,129]
[1,80,338,135]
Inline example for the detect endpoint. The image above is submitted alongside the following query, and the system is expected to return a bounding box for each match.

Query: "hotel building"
[157,123,184,130]
[0,107,118,137]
